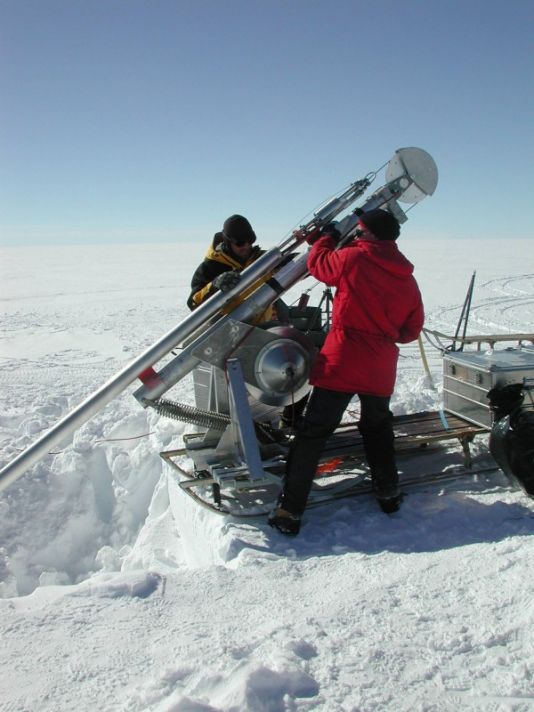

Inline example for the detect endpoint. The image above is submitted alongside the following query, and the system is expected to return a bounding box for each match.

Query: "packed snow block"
[443,348,534,428]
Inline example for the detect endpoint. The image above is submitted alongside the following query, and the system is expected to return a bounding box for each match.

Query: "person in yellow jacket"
[187,213,305,427]
[187,214,267,311]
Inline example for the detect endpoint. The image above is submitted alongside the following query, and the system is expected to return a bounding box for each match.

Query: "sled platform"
[324,409,487,468]
[160,409,489,516]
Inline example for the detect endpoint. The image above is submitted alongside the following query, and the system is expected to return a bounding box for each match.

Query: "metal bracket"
[224,358,266,481]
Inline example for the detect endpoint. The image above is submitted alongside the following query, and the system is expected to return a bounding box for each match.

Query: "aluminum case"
[443,347,534,428]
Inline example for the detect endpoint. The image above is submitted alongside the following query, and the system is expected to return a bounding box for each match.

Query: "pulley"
[243,326,315,407]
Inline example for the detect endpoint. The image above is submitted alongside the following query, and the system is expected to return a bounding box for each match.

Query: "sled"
[159,408,493,516]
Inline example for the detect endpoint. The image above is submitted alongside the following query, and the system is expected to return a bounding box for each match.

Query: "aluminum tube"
[0,249,285,492]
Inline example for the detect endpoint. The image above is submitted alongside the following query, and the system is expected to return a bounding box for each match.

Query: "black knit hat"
[222,214,257,245]
[359,209,400,241]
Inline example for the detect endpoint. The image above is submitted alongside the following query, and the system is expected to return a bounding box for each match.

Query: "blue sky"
[1,0,533,247]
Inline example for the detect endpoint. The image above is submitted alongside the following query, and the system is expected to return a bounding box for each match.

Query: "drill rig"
[0,147,442,515]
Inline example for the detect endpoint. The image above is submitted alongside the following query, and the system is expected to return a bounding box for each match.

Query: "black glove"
[320,222,342,242]
[300,227,322,245]
[213,270,241,292]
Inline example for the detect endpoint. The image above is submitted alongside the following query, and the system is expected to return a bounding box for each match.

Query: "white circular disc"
[386,147,438,203]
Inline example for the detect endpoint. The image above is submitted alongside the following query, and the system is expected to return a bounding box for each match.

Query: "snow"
[1,238,534,711]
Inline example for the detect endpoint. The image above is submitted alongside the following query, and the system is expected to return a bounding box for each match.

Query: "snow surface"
[1,238,534,711]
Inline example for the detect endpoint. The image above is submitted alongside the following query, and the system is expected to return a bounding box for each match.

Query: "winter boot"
[268,506,301,536]
[376,493,403,514]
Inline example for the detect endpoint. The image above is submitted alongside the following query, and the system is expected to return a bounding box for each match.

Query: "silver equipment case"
[443,347,534,429]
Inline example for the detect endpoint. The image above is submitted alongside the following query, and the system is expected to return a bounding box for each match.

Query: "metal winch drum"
[240,325,315,406]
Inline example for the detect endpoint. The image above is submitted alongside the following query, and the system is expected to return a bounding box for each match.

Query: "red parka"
[307,235,424,397]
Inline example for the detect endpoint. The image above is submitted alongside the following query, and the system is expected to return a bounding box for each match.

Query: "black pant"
[280,387,399,515]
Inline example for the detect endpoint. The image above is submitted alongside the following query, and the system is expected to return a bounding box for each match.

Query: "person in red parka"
[269,209,424,536]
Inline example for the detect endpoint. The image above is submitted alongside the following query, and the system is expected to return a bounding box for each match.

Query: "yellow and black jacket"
[187,233,264,310]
